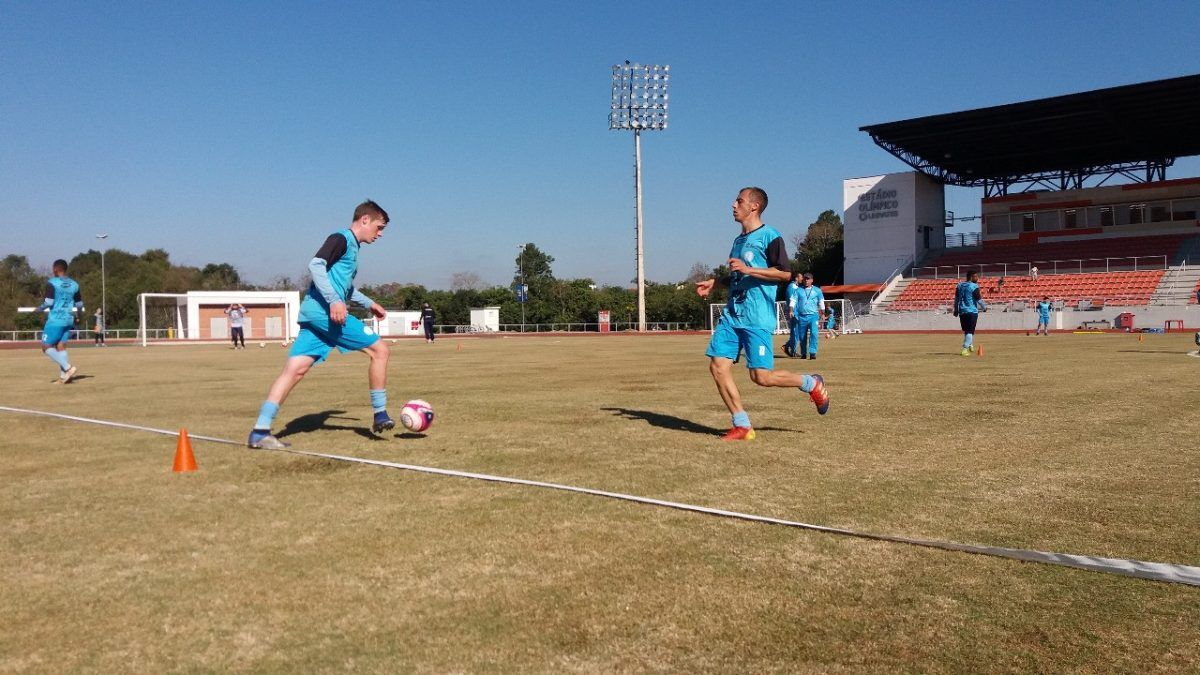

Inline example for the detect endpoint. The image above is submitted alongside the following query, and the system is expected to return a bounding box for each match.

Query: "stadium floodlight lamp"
[609,61,670,332]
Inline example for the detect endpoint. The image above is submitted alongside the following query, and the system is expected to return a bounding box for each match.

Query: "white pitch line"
[2,404,1198,588]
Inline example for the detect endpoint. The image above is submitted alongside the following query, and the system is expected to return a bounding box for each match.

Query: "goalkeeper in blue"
[953,269,986,356]
[248,200,393,449]
[37,259,83,384]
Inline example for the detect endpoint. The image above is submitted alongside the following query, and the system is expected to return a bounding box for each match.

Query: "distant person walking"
[37,259,82,383]
[953,269,987,356]
[695,186,829,442]
[225,303,248,349]
[791,272,825,360]
[93,308,106,346]
[1030,266,1039,282]
[421,302,436,342]
[823,307,838,340]
[783,273,801,357]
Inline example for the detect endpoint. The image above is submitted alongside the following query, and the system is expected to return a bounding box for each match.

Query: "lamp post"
[95,233,108,329]
[517,244,526,332]
[610,61,669,332]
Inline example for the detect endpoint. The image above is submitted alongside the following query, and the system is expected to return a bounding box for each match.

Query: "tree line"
[0,210,843,332]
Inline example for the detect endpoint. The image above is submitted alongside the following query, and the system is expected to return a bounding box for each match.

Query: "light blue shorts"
[42,324,72,346]
[706,318,775,370]
[289,315,379,363]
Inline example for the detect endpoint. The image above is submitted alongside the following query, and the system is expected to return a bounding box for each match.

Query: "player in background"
[696,187,830,441]
[792,272,825,360]
[225,303,248,349]
[783,272,801,357]
[247,200,393,449]
[93,308,107,346]
[822,306,838,340]
[953,269,986,356]
[37,259,83,383]
[1035,296,1052,336]
[421,302,436,343]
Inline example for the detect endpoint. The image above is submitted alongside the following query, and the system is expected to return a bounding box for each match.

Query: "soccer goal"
[710,298,863,335]
[137,293,188,346]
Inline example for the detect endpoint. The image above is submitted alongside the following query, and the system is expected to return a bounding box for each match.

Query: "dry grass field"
[2,332,1198,672]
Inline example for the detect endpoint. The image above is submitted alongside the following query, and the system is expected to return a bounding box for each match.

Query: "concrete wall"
[857,304,1199,332]
[844,171,946,284]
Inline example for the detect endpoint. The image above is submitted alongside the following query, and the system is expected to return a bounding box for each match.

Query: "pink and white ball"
[400,399,434,432]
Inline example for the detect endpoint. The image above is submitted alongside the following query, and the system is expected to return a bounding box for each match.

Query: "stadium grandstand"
[844,73,1200,331]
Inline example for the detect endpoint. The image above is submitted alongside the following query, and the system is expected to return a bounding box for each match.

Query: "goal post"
[138,293,188,346]
[710,298,862,335]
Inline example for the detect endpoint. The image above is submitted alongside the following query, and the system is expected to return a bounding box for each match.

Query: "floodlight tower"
[610,61,669,332]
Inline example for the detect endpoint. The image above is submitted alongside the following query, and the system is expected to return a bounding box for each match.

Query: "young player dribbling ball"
[247,200,393,449]
[696,187,829,441]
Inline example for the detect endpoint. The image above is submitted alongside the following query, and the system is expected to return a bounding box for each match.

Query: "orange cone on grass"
[977,344,984,357]
[456,342,462,352]
[1138,334,1144,343]
[173,428,198,473]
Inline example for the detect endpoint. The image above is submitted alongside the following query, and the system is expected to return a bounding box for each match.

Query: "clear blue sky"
[3,1,1198,288]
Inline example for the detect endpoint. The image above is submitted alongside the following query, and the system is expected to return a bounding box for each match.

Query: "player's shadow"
[64,374,95,383]
[601,407,802,436]
[275,409,381,441]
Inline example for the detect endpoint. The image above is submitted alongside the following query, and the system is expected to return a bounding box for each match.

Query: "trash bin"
[1115,312,1135,330]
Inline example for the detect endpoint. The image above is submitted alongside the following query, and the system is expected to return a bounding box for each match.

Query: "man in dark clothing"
[422,303,436,343]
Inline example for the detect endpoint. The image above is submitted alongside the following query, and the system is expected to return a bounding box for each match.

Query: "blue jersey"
[825,312,836,329]
[954,281,982,314]
[723,224,788,330]
[42,277,82,326]
[792,285,824,317]
[1037,301,1051,319]
[300,229,362,323]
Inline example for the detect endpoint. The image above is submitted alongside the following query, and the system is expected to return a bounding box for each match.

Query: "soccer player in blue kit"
[247,200,393,449]
[37,259,83,384]
[953,270,987,356]
[696,187,830,441]
[791,272,825,360]
[1035,296,1051,336]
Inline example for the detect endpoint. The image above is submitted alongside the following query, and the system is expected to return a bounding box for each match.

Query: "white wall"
[184,291,301,340]
[470,307,500,332]
[844,171,945,284]
[381,311,423,336]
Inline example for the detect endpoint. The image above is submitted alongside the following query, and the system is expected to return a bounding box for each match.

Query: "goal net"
[710,298,863,334]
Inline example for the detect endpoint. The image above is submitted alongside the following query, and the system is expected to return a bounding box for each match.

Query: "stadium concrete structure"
[842,73,1200,332]
[137,291,301,344]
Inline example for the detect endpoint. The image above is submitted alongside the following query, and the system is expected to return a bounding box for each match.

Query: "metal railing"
[944,232,983,248]
[911,255,1168,279]
[885,294,1158,313]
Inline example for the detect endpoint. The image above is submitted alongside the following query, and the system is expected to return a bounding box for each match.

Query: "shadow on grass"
[275,409,381,441]
[1115,350,1193,354]
[602,407,804,436]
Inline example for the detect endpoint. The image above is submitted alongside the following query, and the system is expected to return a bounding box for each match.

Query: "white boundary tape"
[3,404,1198,588]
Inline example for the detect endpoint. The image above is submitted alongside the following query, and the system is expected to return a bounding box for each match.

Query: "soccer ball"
[400,399,434,432]
[259,342,266,348]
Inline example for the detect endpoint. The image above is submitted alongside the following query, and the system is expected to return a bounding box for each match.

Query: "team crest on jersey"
[743,251,754,263]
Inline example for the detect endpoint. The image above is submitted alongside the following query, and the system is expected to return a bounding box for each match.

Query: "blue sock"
[799,374,815,393]
[44,347,70,372]
[254,401,280,431]
[370,389,387,414]
[964,333,974,349]
[731,411,751,428]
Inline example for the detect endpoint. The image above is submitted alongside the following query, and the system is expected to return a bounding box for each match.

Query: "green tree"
[0,255,46,331]
[792,209,844,285]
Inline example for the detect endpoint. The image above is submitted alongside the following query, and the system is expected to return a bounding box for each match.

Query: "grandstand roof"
[860,74,1200,190]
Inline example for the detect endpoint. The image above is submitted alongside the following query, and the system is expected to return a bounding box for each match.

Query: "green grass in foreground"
[1,333,1198,672]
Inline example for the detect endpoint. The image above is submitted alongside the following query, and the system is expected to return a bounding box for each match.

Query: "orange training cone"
[173,428,198,473]
[977,345,984,357]
[1138,334,1144,343]
[456,342,462,352]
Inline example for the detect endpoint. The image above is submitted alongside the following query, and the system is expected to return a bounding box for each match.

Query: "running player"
[696,187,829,441]
[1035,296,1051,336]
[37,259,83,383]
[953,270,986,356]
[247,200,393,449]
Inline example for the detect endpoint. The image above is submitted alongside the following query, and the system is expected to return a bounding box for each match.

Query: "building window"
[1128,204,1144,225]
[1098,206,1113,227]
[1149,202,1170,223]
[1022,213,1035,232]
[1171,198,1199,221]
[1064,209,1077,229]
